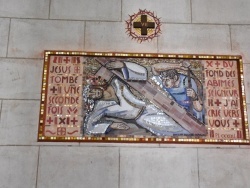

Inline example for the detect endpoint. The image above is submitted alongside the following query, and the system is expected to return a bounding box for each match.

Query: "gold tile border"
[38,51,249,144]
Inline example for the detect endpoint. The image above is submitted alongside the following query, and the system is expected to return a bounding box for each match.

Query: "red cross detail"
[214,99,222,106]
[46,117,53,124]
[233,120,240,127]
[215,61,220,67]
[70,117,78,125]
[50,86,57,93]
[63,57,70,63]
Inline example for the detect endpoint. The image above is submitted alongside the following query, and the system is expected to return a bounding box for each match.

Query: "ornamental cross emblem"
[126,9,161,42]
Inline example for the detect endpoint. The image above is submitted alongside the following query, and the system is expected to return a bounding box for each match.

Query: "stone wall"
[0,0,250,187]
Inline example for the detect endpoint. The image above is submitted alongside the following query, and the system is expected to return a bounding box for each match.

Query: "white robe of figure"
[85,62,190,136]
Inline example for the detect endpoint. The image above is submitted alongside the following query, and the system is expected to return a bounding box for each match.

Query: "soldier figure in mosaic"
[151,61,204,122]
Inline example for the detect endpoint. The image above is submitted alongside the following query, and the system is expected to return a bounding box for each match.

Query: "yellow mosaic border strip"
[38,51,249,144]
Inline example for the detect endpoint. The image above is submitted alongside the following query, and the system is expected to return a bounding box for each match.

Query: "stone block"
[37,146,119,188]
[80,142,160,148]
[192,0,250,24]
[158,24,231,54]
[120,147,198,188]
[0,100,2,119]
[243,64,250,103]
[159,143,240,148]
[239,110,250,149]
[8,19,84,58]
[231,25,250,62]
[0,146,38,188]
[122,0,191,23]
[0,58,43,99]
[248,103,250,124]
[0,18,10,57]
[85,21,158,53]
[198,148,250,188]
[50,0,121,21]
[0,0,49,19]
[0,100,39,145]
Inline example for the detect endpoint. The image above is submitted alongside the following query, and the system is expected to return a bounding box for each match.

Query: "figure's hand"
[106,61,125,69]
[110,122,129,130]
[187,88,198,100]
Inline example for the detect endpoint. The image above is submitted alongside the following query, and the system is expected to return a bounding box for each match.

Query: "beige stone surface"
[0,58,43,99]
[80,142,160,148]
[122,0,191,23]
[158,24,231,54]
[159,143,240,148]
[192,0,250,24]
[0,146,38,188]
[8,19,85,58]
[0,0,50,19]
[231,25,250,62]
[0,100,2,120]
[243,104,250,142]
[248,103,250,131]
[0,18,9,57]
[198,148,250,188]
[243,63,250,103]
[0,100,81,146]
[37,146,119,188]
[50,0,121,21]
[85,21,158,53]
[0,100,40,145]
[120,147,199,188]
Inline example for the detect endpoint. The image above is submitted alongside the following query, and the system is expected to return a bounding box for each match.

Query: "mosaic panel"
[38,51,249,144]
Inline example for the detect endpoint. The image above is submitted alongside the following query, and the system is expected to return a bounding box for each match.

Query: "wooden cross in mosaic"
[133,15,155,35]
